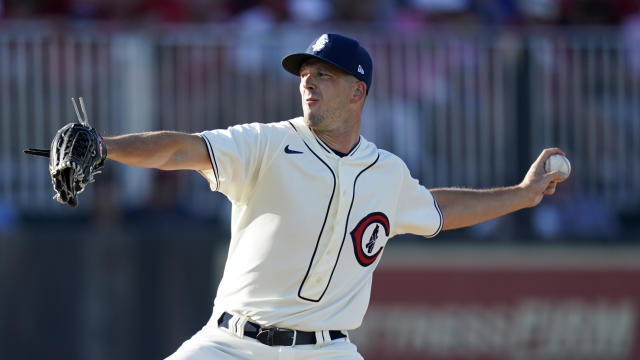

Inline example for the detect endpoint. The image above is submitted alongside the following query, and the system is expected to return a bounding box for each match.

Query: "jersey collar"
[314,135,361,158]
[289,117,377,164]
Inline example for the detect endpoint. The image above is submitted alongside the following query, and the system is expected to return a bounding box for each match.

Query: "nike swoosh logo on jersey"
[284,145,303,154]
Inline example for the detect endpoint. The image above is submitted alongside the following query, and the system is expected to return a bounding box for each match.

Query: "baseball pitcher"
[26,34,568,359]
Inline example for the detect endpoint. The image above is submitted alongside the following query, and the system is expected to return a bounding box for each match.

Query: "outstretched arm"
[432,148,568,231]
[104,131,211,171]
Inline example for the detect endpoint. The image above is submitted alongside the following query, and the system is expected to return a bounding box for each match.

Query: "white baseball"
[544,154,571,177]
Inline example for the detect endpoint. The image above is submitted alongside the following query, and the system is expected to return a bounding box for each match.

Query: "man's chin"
[304,113,324,128]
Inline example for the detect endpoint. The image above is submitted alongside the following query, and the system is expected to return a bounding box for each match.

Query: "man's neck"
[310,123,360,155]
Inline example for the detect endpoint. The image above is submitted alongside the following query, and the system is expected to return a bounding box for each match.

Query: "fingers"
[540,170,567,196]
[544,169,568,184]
[533,147,566,168]
[543,181,557,195]
[542,168,570,196]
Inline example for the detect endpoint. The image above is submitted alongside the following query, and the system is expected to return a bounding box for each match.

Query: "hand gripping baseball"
[519,148,569,207]
[24,98,107,207]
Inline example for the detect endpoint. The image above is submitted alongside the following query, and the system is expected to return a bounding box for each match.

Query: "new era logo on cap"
[281,33,373,94]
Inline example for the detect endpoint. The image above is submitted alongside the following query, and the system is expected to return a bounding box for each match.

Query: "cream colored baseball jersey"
[199,116,442,332]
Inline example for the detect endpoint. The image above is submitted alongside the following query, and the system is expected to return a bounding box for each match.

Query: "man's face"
[299,59,356,129]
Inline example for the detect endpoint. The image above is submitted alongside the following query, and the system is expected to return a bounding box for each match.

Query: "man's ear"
[351,82,366,103]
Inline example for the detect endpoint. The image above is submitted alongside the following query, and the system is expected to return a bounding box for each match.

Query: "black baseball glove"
[24,98,107,207]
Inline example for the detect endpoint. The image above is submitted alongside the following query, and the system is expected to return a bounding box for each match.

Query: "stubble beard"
[304,103,344,132]
[305,111,325,129]
[303,98,349,133]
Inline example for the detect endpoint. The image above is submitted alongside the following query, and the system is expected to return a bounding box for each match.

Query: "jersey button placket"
[337,163,348,207]
[338,166,351,215]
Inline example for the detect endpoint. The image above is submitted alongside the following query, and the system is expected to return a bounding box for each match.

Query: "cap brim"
[282,53,316,76]
[282,53,357,79]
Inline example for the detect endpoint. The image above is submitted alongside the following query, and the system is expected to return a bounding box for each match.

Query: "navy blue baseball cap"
[282,33,373,94]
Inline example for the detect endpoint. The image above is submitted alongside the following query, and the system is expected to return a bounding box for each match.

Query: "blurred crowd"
[1,0,639,244]
[1,0,639,26]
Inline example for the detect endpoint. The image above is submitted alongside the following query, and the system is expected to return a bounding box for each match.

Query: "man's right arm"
[104,131,211,171]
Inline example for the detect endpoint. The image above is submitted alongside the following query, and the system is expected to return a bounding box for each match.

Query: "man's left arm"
[432,148,569,231]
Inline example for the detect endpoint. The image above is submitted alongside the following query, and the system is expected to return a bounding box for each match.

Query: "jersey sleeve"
[393,162,443,238]
[199,123,268,204]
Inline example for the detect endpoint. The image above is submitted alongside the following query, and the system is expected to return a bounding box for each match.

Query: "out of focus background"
[1,1,640,359]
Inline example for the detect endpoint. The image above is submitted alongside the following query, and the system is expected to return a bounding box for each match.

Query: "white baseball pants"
[165,322,364,360]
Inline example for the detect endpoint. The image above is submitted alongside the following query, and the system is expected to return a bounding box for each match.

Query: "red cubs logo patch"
[350,212,390,267]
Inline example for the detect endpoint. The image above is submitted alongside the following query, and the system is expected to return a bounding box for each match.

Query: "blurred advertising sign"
[351,246,640,360]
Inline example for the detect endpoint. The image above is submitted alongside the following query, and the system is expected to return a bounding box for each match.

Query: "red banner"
[350,247,640,360]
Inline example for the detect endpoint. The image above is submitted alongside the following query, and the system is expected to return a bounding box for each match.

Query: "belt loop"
[292,330,297,346]
[314,330,330,347]
[229,313,248,339]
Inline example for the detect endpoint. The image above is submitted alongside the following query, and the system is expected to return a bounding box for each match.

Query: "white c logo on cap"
[311,34,329,52]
